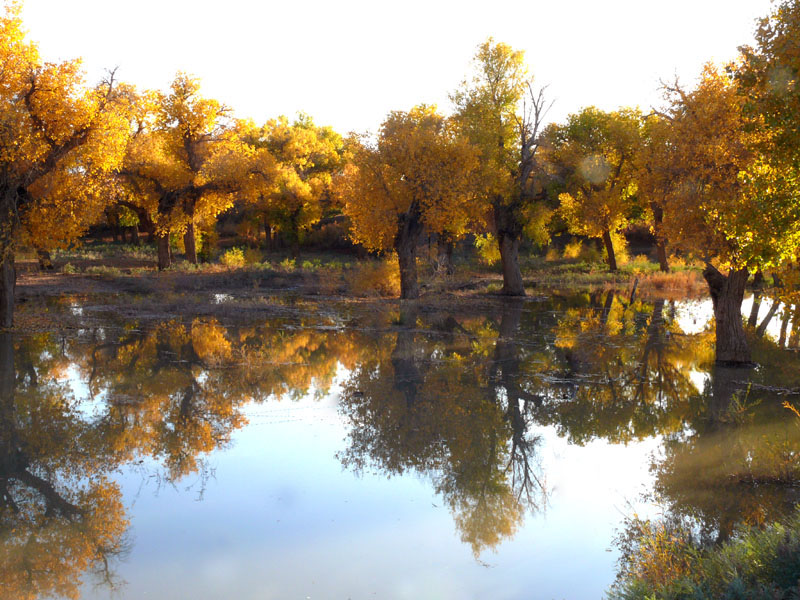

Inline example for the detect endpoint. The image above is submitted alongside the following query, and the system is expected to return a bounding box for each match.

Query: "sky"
[20,0,774,133]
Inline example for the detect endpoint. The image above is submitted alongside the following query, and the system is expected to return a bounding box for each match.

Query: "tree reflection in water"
[3,293,800,595]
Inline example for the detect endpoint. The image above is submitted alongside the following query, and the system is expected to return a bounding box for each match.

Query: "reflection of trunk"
[600,291,615,326]
[0,250,15,329]
[703,266,751,366]
[391,307,420,407]
[156,234,171,271]
[494,201,525,296]
[395,207,423,300]
[601,229,617,272]
[183,221,197,264]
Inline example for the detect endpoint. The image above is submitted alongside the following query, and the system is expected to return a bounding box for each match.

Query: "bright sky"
[21,0,773,133]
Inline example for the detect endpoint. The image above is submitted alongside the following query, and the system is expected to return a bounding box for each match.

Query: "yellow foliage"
[347,256,401,297]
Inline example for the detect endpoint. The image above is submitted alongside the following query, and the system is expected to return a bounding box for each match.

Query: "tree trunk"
[494,201,525,296]
[0,251,15,329]
[747,291,762,328]
[703,265,751,366]
[36,249,54,271]
[437,239,454,275]
[498,232,524,296]
[395,209,423,300]
[184,221,197,264]
[263,217,273,252]
[651,203,669,272]
[156,234,171,271]
[131,224,140,245]
[779,310,790,347]
[601,229,617,272]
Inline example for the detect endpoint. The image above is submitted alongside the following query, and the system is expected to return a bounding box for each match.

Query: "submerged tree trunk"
[184,221,197,264]
[703,265,751,366]
[156,234,172,271]
[395,208,423,300]
[601,229,618,272]
[494,202,525,297]
[0,251,15,329]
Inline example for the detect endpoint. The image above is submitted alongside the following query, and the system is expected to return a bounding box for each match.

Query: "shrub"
[347,255,401,297]
[609,509,800,600]
[220,247,246,268]
[61,263,78,274]
[243,248,262,265]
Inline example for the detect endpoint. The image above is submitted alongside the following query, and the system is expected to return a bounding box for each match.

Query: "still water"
[2,292,800,599]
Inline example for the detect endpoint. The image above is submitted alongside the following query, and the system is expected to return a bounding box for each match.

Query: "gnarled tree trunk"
[395,208,423,300]
[703,265,751,366]
[494,201,525,296]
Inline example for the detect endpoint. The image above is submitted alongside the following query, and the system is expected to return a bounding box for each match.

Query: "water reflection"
[2,293,800,597]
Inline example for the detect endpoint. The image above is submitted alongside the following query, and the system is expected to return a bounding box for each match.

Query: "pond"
[2,291,800,599]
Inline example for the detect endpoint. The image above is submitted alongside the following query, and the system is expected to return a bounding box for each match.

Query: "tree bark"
[601,229,617,272]
[156,234,171,271]
[747,291,762,328]
[184,221,197,264]
[395,208,423,300]
[494,201,525,296]
[437,239,454,275]
[651,203,669,272]
[703,265,751,366]
[131,224,140,245]
[263,217,273,252]
[0,251,15,329]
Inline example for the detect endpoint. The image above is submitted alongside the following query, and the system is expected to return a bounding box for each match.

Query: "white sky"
[20,0,773,133]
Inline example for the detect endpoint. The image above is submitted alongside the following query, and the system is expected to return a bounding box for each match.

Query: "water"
[2,292,799,599]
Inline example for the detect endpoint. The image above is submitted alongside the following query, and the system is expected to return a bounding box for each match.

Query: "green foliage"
[609,509,800,599]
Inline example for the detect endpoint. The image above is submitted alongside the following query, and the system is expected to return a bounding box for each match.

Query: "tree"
[657,65,800,365]
[339,105,479,299]
[451,39,552,295]
[247,114,344,256]
[636,114,676,272]
[549,107,643,271]
[0,2,131,326]
[120,75,248,269]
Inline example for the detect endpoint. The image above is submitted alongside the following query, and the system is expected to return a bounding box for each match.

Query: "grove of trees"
[3,0,800,366]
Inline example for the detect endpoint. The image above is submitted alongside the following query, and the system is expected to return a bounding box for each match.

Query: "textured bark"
[747,291,762,328]
[0,252,15,329]
[601,229,617,272]
[156,234,172,271]
[779,311,790,347]
[703,265,751,365]
[131,224,140,245]
[494,201,525,296]
[183,221,197,264]
[395,208,423,300]
[498,232,525,296]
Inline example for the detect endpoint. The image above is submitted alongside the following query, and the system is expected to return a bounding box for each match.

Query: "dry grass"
[637,269,706,298]
[346,255,401,297]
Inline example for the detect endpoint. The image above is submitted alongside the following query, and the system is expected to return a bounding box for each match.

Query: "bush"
[220,247,246,268]
[609,509,800,600]
[346,255,401,297]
